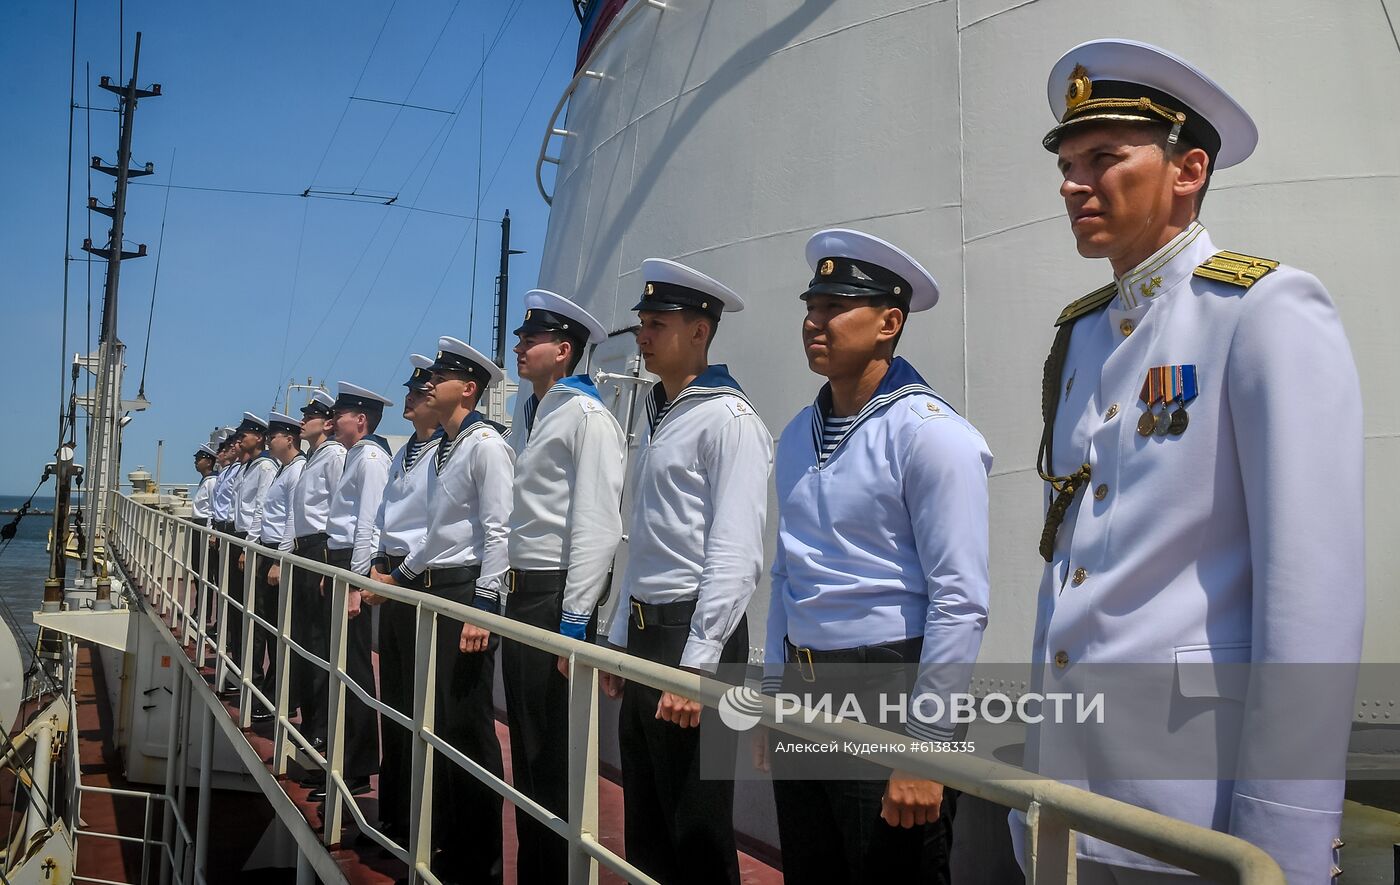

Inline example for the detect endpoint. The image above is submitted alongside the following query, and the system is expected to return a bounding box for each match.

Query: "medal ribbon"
[1171,365,1198,406]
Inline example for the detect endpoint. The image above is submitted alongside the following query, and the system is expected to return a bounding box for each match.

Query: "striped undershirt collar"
[646,364,750,435]
[437,412,487,473]
[808,357,949,467]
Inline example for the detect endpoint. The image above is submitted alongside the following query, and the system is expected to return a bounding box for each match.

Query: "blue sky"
[0,0,579,493]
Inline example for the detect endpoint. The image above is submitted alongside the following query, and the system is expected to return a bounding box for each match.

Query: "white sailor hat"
[195,443,217,459]
[1043,39,1257,169]
[404,354,434,391]
[267,412,301,436]
[514,289,608,346]
[803,228,939,312]
[633,258,744,322]
[236,412,269,435]
[216,427,237,448]
[334,382,394,414]
[300,389,336,418]
[430,337,506,388]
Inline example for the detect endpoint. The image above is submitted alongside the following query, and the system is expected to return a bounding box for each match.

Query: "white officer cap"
[404,354,434,391]
[515,289,608,346]
[334,382,394,415]
[236,412,269,435]
[804,228,939,313]
[431,337,506,388]
[1043,38,1257,169]
[267,412,301,436]
[633,258,744,322]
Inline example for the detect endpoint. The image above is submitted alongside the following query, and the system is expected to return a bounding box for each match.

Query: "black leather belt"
[214,520,235,534]
[292,532,329,553]
[628,597,696,631]
[508,568,567,595]
[784,635,923,682]
[419,566,477,590]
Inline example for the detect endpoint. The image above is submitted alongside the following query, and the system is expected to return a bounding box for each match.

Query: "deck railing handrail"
[107,491,1285,885]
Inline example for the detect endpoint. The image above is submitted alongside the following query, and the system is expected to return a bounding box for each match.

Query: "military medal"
[1138,367,1166,437]
[1137,410,1157,436]
[1168,407,1189,435]
[1166,364,1198,436]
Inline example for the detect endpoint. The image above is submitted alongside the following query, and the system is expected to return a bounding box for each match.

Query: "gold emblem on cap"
[819,259,835,276]
[1065,63,1092,111]
[893,286,902,295]
[645,283,655,296]
[525,309,533,320]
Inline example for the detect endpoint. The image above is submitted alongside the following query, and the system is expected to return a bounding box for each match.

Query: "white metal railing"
[73,784,201,885]
[107,492,1285,885]
[535,0,668,205]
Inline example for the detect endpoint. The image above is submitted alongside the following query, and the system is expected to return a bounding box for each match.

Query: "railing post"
[565,655,600,885]
[213,532,231,691]
[237,540,257,728]
[156,515,172,617]
[1027,799,1077,885]
[271,556,295,775]
[159,669,185,885]
[193,705,214,883]
[407,604,438,883]
[323,574,350,845]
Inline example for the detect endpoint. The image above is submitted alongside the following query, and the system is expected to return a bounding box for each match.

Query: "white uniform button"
[1054,650,1070,669]
[1104,404,1119,420]
[1072,567,1088,586]
[1120,318,1135,337]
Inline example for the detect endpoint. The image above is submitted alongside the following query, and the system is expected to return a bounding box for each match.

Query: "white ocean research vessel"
[3,2,1396,884]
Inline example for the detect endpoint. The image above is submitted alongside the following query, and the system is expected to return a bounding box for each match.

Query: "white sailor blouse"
[233,452,277,538]
[325,437,391,576]
[258,454,305,547]
[279,439,346,550]
[372,432,443,563]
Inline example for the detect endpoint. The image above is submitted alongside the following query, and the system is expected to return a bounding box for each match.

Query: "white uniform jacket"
[325,437,391,576]
[607,365,774,672]
[509,375,626,639]
[233,453,277,538]
[259,455,305,547]
[191,474,217,522]
[280,440,347,551]
[373,432,442,564]
[211,462,243,524]
[763,357,992,741]
[1012,224,1364,882]
[393,413,514,610]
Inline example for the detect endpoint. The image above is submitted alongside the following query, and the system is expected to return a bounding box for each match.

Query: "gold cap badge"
[645,283,654,296]
[1065,63,1092,111]
[525,309,533,320]
[819,259,835,276]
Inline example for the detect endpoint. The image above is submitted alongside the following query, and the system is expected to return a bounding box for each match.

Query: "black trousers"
[617,600,746,885]
[188,517,207,574]
[501,569,597,884]
[225,532,249,672]
[376,588,416,836]
[320,547,379,780]
[422,569,503,885]
[289,533,328,726]
[250,548,281,705]
[769,639,957,884]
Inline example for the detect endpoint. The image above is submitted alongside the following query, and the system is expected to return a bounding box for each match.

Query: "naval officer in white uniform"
[275,390,344,750]
[229,412,276,693]
[760,229,992,884]
[312,382,393,801]
[372,337,512,885]
[503,289,626,883]
[364,354,442,843]
[1014,39,1364,884]
[601,259,773,885]
[208,429,242,625]
[248,412,306,722]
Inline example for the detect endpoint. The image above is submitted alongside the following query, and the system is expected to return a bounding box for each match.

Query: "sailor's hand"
[346,589,363,619]
[238,552,246,570]
[460,623,491,654]
[655,692,702,729]
[600,671,625,698]
[556,655,570,679]
[267,564,280,586]
[881,771,943,828]
[752,727,771,772]
[208,536,217,549]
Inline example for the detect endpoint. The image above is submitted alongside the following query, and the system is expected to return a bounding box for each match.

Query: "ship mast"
[78,32,160,586]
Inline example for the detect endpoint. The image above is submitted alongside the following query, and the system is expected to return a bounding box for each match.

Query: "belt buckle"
[630,599,645,630]
[422,570,433,590]
[507,570,516,595]
[796,646,816,683]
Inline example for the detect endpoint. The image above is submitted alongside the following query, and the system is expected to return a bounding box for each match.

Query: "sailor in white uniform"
[189,444,218,574]
[228,412,276,692]
[372,337,512,884]
[275,390,345,754]
[760,229,992,883]
[363,354,442,842]
[1012,40,1365,884]
[503,289,625,882]
[247,412,306,722]
[208,430,241,594]
[312,382,393,801]
[601,259,773,885]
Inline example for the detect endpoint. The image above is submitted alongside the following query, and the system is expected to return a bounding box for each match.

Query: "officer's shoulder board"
[1192,250,1279,290]
[1055,283,1115,327]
